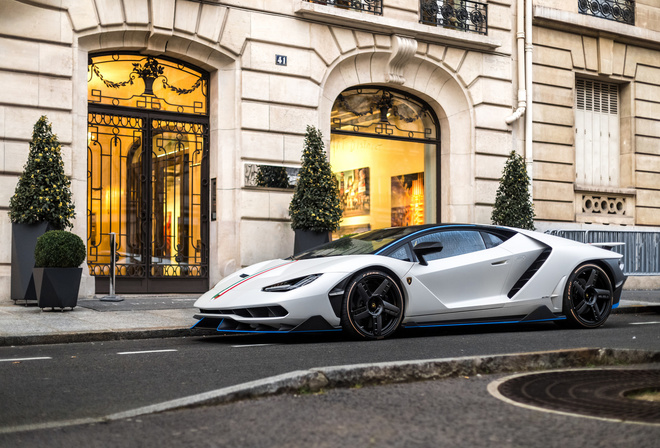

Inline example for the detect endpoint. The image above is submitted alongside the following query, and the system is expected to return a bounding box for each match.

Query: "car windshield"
[293,227,423,259]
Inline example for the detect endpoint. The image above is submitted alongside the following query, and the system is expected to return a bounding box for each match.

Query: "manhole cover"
[493,369,660,424]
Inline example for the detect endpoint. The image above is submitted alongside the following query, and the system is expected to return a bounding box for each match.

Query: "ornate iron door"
[88,111,209,293]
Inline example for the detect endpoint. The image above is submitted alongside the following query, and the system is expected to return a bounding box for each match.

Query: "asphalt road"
[3,367,659,448]
[1,311,659,444]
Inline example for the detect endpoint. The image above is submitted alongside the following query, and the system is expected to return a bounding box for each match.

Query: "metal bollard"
[100,232,123,302]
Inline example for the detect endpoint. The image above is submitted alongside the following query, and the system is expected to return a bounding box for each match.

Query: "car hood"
[194,255,392,307]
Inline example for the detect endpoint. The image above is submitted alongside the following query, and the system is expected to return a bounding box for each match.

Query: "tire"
[563,263,613,329]
[341,270,404,340]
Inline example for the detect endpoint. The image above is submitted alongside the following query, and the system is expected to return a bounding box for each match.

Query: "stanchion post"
[100,232,123,302]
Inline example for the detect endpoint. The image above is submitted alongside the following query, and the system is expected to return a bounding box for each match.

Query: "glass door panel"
[87,114,146,279]
[150,119,206,278]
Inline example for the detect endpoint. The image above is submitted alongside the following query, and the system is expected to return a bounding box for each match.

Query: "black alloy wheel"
[563,263,613,328]
[341,270,404,340]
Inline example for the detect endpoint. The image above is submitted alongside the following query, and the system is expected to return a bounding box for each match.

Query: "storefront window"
[330,87,439,236]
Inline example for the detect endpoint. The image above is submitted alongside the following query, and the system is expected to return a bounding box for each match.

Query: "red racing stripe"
[212,260,298,300]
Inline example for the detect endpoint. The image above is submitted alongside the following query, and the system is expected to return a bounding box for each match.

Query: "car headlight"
[262,274,322,292]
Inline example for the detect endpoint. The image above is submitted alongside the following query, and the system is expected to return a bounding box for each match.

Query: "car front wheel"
[563,263,613,328]
[341,270,404,340]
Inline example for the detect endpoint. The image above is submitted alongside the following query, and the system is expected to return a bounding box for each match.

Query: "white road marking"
[0,418,99,435]
[0,357,52,363]
[630,321,660,325]
[231,344,273,348]
[117,349,178,355]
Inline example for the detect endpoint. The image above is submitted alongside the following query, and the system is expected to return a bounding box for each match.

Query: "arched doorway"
[87,54,209,293]
[330,87,440,236]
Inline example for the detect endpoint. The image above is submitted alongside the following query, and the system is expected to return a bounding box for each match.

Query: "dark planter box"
[11,222,50,303]
[33,267,82,310]
[293,229,330,255]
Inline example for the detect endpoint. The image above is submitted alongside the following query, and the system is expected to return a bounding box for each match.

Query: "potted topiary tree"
[8,116,76,304]
[491,150,535,230]
[288,126,343,254]
[33,230,86,310]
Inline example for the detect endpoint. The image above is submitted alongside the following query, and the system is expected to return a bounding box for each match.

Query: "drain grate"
[497,369,660,424]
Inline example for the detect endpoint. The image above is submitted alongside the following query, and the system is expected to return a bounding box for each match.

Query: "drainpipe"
[504,0,534,199]
[524,0,533,199]
[505,0,526,125]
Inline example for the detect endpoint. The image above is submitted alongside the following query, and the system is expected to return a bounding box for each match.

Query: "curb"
[614,304,660,314]
[0,328,204,347]
[105,347,660,421]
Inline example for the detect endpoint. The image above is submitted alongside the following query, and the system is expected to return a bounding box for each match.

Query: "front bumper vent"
[198,305,288,318]
[192,315,339,334]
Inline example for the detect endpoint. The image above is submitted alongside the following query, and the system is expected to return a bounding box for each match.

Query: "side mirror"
[413,241,444,266]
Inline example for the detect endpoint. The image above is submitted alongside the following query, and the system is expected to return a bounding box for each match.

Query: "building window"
[330,87,440,237]
[575,79,620,188]
[305,0,383,15]
[244,164,299,189]
[578,0,635,25]
[420,0,488,35]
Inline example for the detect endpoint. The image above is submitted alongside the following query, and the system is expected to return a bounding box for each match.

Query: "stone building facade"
[0,0,658,299]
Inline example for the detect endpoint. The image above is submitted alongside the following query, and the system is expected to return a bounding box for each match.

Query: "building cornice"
[294,0,501,51]
[533,5,660,51]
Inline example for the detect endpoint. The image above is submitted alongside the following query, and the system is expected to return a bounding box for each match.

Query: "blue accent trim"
[403,316,566,329]
[612,302,620,310]
[191,319,204,329]
[215,328,343,334]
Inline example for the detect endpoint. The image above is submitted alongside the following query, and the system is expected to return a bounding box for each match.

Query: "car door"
[405,230,514,316]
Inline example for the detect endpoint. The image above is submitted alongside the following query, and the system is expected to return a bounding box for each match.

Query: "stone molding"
[574,185,636,225]
[386,35,418,84]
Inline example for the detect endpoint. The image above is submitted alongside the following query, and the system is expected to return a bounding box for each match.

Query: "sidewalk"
[0,291,658,347]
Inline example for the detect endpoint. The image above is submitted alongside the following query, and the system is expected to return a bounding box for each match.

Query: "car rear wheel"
[341,270,404,340]
[563,263,613,329]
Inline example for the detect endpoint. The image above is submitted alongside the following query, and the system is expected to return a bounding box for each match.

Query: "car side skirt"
[403,306,566,329]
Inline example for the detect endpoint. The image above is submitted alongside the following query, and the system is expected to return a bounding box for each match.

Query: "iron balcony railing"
[305,0,383,15]
[546,230,660,276]
[578,0,635,25]
[420,0,488,35]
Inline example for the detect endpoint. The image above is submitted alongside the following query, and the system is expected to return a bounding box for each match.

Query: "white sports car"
[193,225,627,340]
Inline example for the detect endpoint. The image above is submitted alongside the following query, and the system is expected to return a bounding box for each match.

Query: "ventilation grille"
[507,248,552,298]
[576,79,618,114]
[199,306,288,318]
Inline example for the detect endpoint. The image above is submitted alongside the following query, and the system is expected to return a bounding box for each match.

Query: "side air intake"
[507,248,552,298]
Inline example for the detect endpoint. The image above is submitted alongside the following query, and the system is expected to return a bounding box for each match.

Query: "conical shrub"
[9,116,75,230]
[491,151,535,230]
[289,126,342,232]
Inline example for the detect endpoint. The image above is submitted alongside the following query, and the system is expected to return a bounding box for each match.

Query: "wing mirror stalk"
[413,241,444,266]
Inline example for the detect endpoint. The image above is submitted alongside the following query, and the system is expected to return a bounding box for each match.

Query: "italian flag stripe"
[212,260,298,300]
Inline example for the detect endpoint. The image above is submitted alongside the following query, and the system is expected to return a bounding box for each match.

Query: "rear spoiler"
[589,242,625,251]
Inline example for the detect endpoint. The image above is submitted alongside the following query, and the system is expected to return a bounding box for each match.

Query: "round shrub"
[34,230,86,268]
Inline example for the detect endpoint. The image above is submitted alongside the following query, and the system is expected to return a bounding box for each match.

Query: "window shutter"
[575,79,619,187]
